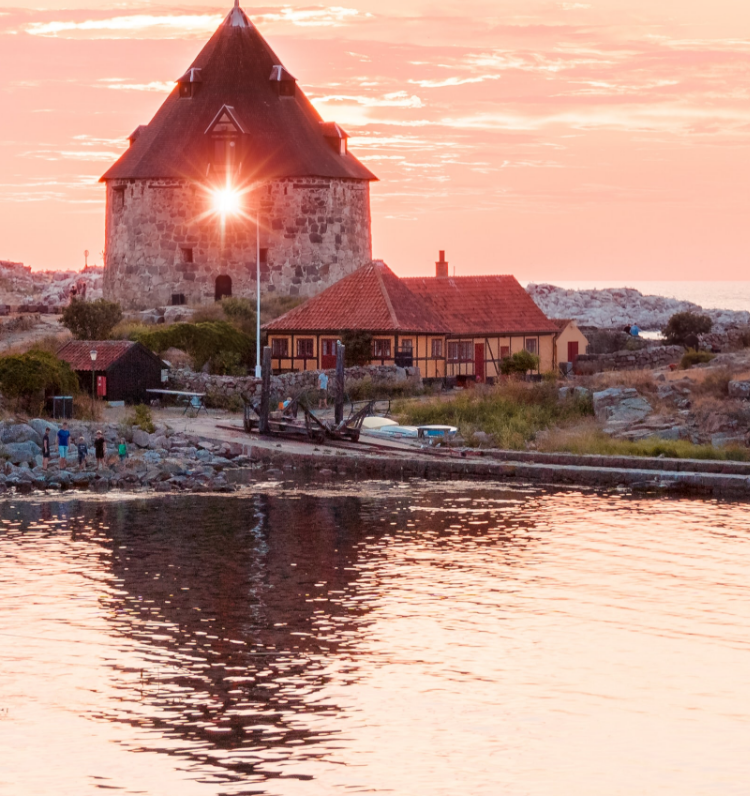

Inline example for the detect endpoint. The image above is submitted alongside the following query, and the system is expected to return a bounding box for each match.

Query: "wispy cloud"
[25,14,224,39]
[23,7,369,40]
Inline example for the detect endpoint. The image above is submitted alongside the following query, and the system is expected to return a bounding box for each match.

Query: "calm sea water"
[1,485,749,795]
[524,281,750,313]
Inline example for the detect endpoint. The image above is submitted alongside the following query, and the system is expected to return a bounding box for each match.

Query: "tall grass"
[397,382,593,449]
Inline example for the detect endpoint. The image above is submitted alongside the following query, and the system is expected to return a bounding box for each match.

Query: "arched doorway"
[215,275,232,301]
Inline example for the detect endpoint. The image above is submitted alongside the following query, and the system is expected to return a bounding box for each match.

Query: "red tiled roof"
[263,261,445,333]
[57,340,140,371]
[101,7,375,183]
[402,275,560,336]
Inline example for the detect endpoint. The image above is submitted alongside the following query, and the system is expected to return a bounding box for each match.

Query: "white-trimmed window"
[372,338,391,358]
[524,338,538,355]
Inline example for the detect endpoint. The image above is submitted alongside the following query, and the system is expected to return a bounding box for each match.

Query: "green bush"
[61,298,123,340]
[500,349,540,376]
[662,311,713,346]
[131,321,253,371]
[221,297,256,335]
[125,404,155,433]
[680,349,715,369]
[340,330,373,367]
[0,349,78,412]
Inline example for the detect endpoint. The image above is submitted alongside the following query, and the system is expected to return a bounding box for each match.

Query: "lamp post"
[90,349,97,417]
[255,201,261,378]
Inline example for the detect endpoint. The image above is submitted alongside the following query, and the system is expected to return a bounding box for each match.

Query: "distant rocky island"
[527,283,750,331]
[0,260,102,312]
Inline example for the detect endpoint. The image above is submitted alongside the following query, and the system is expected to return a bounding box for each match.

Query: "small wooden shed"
[57,340,163,403]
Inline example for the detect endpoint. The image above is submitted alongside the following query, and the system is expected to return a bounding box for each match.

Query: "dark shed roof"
[57,340,162,371]
[101,4,376,183]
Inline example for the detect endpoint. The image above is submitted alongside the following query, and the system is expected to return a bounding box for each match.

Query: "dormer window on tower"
[269,65,296,98]
[177,68,202,99]
[320,122,349,156]
[205,104,245,174]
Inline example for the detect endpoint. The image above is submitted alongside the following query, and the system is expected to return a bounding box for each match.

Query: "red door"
[567,341,579,364]
[321,338,338,369]
[96,375,107,398]
[474,343,485,382]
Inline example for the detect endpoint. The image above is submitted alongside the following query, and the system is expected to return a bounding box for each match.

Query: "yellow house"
[552,319,589,372]
[263,261,447,375]
[263,259,560,381]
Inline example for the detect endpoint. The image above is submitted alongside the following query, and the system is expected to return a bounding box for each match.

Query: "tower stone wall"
[103,176,372,308]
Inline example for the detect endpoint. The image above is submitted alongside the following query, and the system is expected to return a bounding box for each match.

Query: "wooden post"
[259,345,271,434]
[335,341,345,425]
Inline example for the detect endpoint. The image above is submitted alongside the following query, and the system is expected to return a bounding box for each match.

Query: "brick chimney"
[435,250,448,278]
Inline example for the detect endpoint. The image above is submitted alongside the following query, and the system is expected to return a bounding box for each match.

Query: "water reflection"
[1,486,749,795]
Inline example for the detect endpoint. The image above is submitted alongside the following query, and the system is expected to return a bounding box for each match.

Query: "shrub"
[340,330,373,367]
[0,348,78,413]
[680,349,715,369]
[125,403,155,433]
[211,350,246,376]
[662,311,713,346]
[398,381,593,449]
[500,349,540,376]
[260,295,305,325]
[61,298,123,340]
[221,297,256,336]
[204,389,244,412]
[130,321,253,370]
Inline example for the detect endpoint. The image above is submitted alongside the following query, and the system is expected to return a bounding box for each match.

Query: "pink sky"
[0,0,749,279]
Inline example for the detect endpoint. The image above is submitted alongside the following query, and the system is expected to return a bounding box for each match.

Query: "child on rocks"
[77,437,88,470]
[118,438,128,463]
[94,430,106,471]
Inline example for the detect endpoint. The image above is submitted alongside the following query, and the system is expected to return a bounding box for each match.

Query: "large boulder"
[593,387,652,424]
[1,423,42,447]
[29,419,60,438]
[3,441,42,465]
[132,429,150,448]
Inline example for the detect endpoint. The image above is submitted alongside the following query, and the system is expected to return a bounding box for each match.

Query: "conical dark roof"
[101,4,376,182]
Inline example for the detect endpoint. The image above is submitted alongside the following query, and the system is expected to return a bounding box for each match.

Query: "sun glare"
[213,187,241,218]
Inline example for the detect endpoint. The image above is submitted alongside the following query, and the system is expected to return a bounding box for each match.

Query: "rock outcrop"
[0,260,103,312]
[527,283,750,331]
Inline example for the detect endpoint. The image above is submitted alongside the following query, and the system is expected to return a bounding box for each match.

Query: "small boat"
[417,425,458,440]
[362,424,420,439]
[361,416,399,430]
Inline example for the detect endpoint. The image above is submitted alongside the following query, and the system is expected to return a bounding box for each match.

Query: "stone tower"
[100,1,376,309]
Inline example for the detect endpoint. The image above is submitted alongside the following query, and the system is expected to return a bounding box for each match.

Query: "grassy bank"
[396,382,593,449]
[537,426,750,461]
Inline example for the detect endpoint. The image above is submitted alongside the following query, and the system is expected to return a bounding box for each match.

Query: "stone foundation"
[103,176,372,309]
[169,365,422,401]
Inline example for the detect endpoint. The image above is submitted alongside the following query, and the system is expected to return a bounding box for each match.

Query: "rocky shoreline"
[527,283,750,331]
[0,418,252,494]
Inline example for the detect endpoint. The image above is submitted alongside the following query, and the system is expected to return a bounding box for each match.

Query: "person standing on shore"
[94,431,106,471]
[57,422,70,469]
[42,428,51,471]
[118,438,127,462]
[318,371,329,410]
